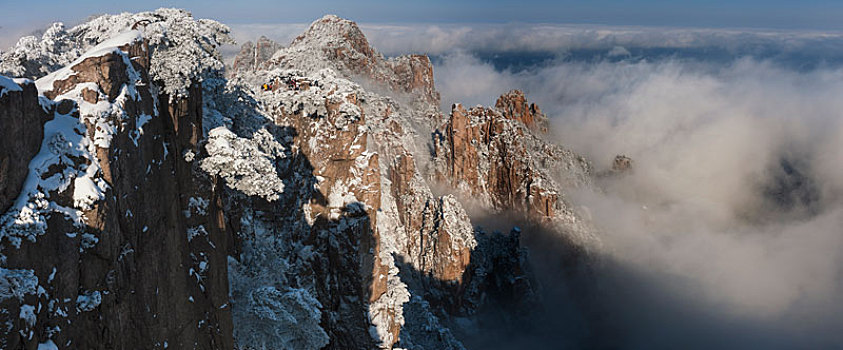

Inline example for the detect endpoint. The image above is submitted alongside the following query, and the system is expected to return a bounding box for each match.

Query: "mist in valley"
[420,28,843,349]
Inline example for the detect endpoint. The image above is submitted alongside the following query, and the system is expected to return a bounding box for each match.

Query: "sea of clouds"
[354,23,843,349]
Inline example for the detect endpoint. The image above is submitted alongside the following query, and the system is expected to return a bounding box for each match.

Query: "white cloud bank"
[359,23,843,57]
[429,32,843,347]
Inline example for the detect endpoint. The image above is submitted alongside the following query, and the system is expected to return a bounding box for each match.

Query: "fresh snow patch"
[19,304,37,327]
[1,31,153,246]
[48,268,57,283]
[186,225,208,242]
[0,75,23,97]
[130,113,154,146]
[35,30,143,95]
[76,290,102,312]
[72,176,106,211]
[187,197,209,217]
[0,109,95,246]
[37,340,59,350]
[80,233,99,251]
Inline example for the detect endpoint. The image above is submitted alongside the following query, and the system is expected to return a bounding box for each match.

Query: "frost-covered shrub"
[0,268,38,302]
[232,286,329,350]
[227,208,331,350]
[0,23,81,78]
[200,127,287,201]
[139,10,234,98]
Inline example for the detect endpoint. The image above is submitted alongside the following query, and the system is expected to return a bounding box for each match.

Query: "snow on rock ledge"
[0,75,23,98]
[34,30,143,97]
[0,31,156,247]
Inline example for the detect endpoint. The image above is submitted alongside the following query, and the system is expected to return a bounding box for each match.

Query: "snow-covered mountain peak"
[246,15,441,112]
[291,14,374,58]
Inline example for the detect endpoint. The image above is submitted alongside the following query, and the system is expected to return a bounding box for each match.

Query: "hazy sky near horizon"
[3,1,843,51]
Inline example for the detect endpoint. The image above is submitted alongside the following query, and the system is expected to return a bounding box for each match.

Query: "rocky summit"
[0,9,601,350]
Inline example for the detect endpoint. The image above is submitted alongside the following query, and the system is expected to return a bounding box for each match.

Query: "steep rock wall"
[0,30,232,350]
[0,78,50,214]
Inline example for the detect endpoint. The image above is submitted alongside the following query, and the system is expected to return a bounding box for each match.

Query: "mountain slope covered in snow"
[0,9,598,349]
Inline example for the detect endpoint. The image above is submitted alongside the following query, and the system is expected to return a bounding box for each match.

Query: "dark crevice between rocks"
[392,209,621,350]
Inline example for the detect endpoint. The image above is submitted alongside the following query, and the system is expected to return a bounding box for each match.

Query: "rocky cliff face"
[0,78,50,214]
[494,90,549,133]
[431,93,596,245]
[230,36,283,75]
[0,10,234,349]
[0,10,597,350]
[216,14,593,349]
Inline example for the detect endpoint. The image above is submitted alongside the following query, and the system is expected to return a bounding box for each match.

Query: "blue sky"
[2,0,843,30]
[3,0,843,50]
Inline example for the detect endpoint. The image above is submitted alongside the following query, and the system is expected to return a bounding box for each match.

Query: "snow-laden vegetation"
[0,8,233,99]
[201,127,287,201]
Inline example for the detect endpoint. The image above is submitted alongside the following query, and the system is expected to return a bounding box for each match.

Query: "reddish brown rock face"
[384,54,440,105]
[495,89,549,132]
[257,60,488,346]
[40,41,150,101]
[366,109,477,291]
[612,154,633,173]
[444,104,482,190]
[434,91,590,221]
[388,152,473,284]
[266,82,389,348]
